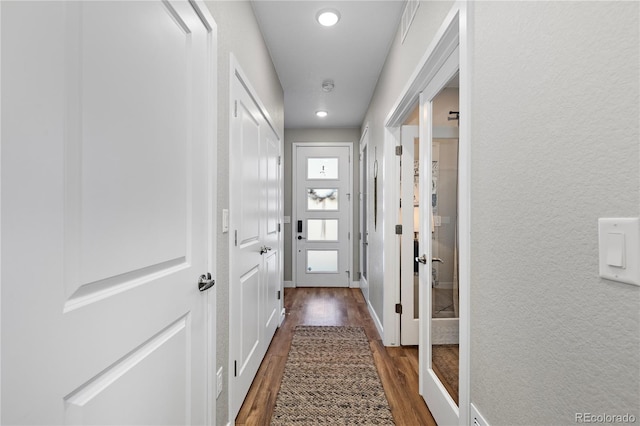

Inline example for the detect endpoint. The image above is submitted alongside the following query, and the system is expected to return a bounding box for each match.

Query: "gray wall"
[470,2,639,424]
[364,0,639,424]
[283,128,361,283]
[203,2,284,425]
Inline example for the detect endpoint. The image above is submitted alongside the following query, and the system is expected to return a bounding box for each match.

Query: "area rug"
[271,326,395,425]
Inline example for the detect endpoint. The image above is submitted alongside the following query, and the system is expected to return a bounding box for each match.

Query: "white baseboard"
[366,298,384,339]
[350,280,360,288]
[283,280,294,288]
[470,403,490,426]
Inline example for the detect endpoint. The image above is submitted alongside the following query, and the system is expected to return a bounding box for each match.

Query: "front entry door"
[294,144,352,287]
[1,1,216,424]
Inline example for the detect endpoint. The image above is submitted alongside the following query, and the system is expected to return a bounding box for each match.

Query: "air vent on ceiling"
[401,0,420,44]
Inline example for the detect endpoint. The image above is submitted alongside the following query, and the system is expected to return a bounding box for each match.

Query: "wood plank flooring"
[235,288,437,426]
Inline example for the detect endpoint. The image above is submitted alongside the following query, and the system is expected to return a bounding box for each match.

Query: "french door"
[293,144,352,287]
[1,1,217,424]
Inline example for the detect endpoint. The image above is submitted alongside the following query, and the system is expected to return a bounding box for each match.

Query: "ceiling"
[251,1,405,129]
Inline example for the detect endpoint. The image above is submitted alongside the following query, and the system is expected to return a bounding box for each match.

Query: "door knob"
[297,236,306,240]
[259,246,272,255]
[198,273,215,292]
[415,254,427,264]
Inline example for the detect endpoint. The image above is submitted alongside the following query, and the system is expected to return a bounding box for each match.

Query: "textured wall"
[361,0,455,342]
[283,128,361,283]
[470,2,640,424]
[203,2,284,425]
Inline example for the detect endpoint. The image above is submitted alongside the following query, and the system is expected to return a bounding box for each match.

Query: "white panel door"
[229,69,281,419]
[1,1,216,425]
[294,145,351,287]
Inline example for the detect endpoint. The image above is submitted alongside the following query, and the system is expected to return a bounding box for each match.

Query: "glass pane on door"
[307,188,338,210]
[307,219,338,241]
[307,158,339,179]
[306,250,338,272]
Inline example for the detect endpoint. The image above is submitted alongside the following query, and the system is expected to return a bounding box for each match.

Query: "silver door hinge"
[395,224,403,235]
[278,223,281,232]
[234,230,238,246]
[395,303,402,314]
[395,145,403,156]
[234,100,237,118]
[278,155,281,166]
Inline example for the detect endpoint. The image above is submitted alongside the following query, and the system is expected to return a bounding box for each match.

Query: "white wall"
[470,2,639,424]
[283,128,361,283]
[203,2,284,425]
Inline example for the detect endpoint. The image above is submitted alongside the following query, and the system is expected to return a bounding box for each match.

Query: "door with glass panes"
[294,144,351,287]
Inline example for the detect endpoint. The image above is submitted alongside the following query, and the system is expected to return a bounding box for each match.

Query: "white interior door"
[229,66,281,419]
[294,144,352,287]
[1,1,216,424]
[418,46,461,426]
[400,125,420,345]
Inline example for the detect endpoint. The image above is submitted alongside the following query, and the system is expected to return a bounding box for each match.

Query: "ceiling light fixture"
[316,110,328,118]
[316,9,340,27]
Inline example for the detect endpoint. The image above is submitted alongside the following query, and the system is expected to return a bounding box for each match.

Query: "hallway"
[235,288,436,425]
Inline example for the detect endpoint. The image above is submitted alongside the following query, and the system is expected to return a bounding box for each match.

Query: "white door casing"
[419,45,461,426]
[400,125,420,345]
[359,128,370,300]
[293,144,352,287]
[1,1,217,424]
[229,60,282,419]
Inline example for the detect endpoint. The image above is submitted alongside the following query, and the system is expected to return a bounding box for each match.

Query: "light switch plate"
[598,218,639,286]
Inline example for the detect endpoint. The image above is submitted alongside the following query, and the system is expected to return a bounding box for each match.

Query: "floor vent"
[401,0,420,44]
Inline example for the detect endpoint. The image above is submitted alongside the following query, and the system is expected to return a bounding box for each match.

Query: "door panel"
[294,145,351,287]
[229,69,282,419]
[1,1,216,424]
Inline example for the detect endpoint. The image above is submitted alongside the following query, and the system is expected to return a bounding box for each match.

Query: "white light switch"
[222,209,229,233]
[605,232,625,267]
[598,218,639,286]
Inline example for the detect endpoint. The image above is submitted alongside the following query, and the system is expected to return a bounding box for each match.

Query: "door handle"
[415,255,444,264]
[198,273,215,292]
[297,236,306,240]
[259,246,272,255]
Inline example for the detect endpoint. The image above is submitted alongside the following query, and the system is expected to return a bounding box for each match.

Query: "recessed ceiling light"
[316,111,328,118]
[316,9,340,27]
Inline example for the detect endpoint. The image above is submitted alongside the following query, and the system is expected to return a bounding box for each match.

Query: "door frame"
[359,126,370,300]
[291,142,353,288]
[382,2,471,425]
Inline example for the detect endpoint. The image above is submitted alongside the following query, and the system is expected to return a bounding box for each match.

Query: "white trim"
[349,280,360,288]
[283,280,294,288]
[366,298,384,340]
[358,125,370,302]
[383,126,401,347]
[291,142,354,288]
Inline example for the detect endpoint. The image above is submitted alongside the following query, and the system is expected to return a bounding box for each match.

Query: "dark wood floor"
[235,287,437,426]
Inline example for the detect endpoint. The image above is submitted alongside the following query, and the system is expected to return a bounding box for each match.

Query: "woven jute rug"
[271,326,395,425]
